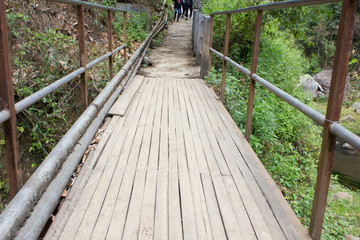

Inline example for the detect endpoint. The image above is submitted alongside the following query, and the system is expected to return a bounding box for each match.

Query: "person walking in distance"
[181,0,188,19]
[187,0,193,18]
[173,0,181,22]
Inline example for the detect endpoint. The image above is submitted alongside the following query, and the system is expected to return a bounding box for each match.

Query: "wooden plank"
[183,80,242,240]
[153,79,169,240]
[167,79,183,240]
[173,80,197,240]
[138,78,164,240]
[176,79,212,240]
[200,174,227,240]
[44,116,120,240]
[108,75,145,116]
[188,79,274,240]
[121,78,164,240]
[197,79,305,239]
[223,176,257,240]
[105,79,159,239]
[58,79,154,240]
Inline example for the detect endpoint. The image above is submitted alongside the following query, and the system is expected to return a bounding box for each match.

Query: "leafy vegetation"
[0,0,162,212]
[203,0,360,239]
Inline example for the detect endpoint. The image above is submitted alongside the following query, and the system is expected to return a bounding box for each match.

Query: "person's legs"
[176,7,181,21]
[189,5,193,18]
[184,4,188,19]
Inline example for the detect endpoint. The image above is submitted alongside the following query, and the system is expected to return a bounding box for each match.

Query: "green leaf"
[0,139,5,145]
[349,58,358,65]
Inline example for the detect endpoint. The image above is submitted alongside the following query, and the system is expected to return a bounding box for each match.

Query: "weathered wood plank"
[184,80,242,240]
[196,79,305,239]
[153,79,169,240]
[189,79,274,240]
[105,79,159,239]
[173,80,198,240]
[167,79,183,240]
[121,78,163,240]
[138,78,164,240]
[177,79,212,240]
[108,75,145,116]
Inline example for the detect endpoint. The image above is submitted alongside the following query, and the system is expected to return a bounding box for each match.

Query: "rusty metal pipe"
[211,0,341,16]
[220,14,231,103]
[0,0,21,196]
[245,9,262,141]
[0,45,125,124]
[48,0,125,13]
[309,0,358,238]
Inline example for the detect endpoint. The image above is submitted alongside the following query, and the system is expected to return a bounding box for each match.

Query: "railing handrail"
[48,0,126,12]
[210,0,341,16]
[0,45,126,124]
[210,52,360,151]
[194,0,358,239]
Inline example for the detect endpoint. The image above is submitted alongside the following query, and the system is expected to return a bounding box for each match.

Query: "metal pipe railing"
[0,45,125,124]
[211,0,341,16]
[198,0,359,239]
[48,0,125,12]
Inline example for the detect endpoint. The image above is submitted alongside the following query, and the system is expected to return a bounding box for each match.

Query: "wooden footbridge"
[0,0,358,240]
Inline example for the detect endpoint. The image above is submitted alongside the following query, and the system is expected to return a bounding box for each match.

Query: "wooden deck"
[44,19,309,240]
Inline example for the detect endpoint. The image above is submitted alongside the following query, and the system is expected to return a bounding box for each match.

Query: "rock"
[345,235,360,240]
[298,74,323,98]
[333,192,353,203]
[343,143,355,150]
[313,70,351,98]
[142,57,152,66]
[352,102,360,114]
[341,115,354,122]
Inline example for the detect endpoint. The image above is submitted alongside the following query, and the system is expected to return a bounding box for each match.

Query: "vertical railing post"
[77,4,87,108]
[309,1,357,239]
[107,10,113,80]
[208,15,214,72]
[196,14,205,65]
[192,10,199,52]
[245,10,263,141]
[0,0,21,197]
[220,13,231,103]
[200,16,211,78]
[123,11,127,63]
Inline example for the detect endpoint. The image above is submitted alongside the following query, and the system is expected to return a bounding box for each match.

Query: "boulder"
[352,102,360,114]
[298,74,323,98]
[333,192,353,203]
[313,70,351,98]
[343,143,355,150]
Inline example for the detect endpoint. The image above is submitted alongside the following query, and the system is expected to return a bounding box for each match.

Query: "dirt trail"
[140,16,200,78]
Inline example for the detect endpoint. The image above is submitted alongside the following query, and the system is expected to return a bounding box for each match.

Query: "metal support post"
[208,15,214,72]
[0,0,21,197]
[220,13,231,103]
[123,11,128,63]
[309,1,357,239]
[200,16,211,78]
[107,10,113,80]
[77,5,87,107]
[245,9,263,141]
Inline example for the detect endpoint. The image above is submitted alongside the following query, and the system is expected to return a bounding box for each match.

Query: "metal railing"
[0,1,168,239]
[193,0,359,239]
